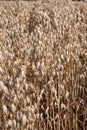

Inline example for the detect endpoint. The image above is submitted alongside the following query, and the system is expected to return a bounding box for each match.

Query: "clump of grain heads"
[0,0,87,130]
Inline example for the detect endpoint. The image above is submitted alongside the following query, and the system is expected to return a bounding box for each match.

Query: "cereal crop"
[0,0,87,130]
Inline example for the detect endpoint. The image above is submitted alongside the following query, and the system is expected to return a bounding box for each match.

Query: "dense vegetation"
[0,0,87,130]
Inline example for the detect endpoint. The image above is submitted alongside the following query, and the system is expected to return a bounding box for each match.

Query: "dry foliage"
[0,0,87,130]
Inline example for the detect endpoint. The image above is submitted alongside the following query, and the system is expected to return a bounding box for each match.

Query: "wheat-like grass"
[0,0,87,130]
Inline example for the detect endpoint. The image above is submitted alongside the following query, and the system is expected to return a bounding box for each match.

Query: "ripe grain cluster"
[0,0,87,130]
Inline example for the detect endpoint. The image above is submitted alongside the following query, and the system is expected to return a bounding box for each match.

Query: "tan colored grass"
[0,1,87,130]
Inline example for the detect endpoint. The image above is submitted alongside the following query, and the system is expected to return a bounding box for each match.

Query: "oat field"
[0,0,87,130]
